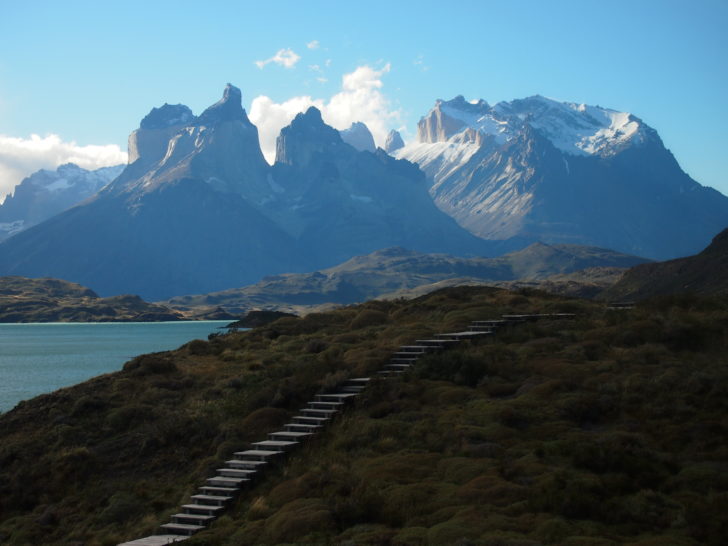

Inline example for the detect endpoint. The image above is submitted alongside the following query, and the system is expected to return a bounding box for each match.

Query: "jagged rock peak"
[275,107,343,165]
[384,130,405,153]
[295,106,325,125]
[340,121,376,152]
[440,95,490,112]
[140,103,194,130]
[198,83,249,125]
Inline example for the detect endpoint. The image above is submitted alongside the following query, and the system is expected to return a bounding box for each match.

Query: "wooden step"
[171,512,215,525]
[307,400,344,410]
[160,522,205,536]
[284,422,322,432]
[345,377,371,384]
[190,494,232,506]
[293,415,330,425]
[397,345,430,352]
[183,503,225,516]
[217,468,257,478]
[206,476,249,487]
[198,485,238,496]
[268,431,314,442]
[390,357,418,364]
[301,406,338,414]
[391,352,421,358]
[437,331,492,340]
[233,449,284,461]
[315,392,359,402]
[340,385,365,393]
[385,363,411,370]
[415,339,460,347]
[251,440,299,452]
[471,319,508,326]
[226,459,267,470]
[118,535,189,545]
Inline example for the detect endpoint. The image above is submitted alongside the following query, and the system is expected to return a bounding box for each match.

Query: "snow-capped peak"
[416,94,649,157]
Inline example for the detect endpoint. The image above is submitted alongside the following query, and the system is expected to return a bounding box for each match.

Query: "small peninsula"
[0,276,183,322]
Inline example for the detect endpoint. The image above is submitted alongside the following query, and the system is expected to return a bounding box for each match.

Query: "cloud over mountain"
[0,134,127,202]
[249,63,400,162]
[254,48,301,69]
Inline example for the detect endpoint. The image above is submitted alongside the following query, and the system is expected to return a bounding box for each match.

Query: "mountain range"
[0,163,123,241]
[0,85,725,300]
[395,95,728,259]
[0,86,486,300]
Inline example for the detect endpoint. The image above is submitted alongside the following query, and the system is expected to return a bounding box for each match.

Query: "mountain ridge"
[0,87,493,300]
[396,95,728,259]
[164,242,648,315]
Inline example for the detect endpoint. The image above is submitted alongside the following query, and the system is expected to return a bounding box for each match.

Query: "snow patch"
[44,178,71,192]
[430,95,647,157]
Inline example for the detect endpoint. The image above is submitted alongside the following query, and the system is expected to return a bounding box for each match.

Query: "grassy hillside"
[0,287,725,545]
[165,244,647,316]
[0,276,184,322]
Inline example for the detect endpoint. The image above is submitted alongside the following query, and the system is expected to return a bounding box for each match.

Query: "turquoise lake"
[0,321,230,413]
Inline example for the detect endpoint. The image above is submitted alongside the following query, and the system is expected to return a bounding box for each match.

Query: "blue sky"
[1,0,727,197]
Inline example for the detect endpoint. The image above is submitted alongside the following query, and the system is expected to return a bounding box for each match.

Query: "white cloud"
[255,48,301,69]
[249,63,401,164]
[0,133,127,201]
[306,40,320,50]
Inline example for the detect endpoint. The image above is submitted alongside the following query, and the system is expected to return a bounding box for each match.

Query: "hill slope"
[0,287,725,545]
[604,227,728,300]
[166,243,647,315]
[0,276,182,322]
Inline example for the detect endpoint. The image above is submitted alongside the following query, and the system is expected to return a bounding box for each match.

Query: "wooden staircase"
[118,313,572,545]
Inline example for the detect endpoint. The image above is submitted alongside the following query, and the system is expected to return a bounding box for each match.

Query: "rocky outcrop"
[127,104,194,165]
[384,130,404,153]
[274,107,344,167]
[340,122,376,152]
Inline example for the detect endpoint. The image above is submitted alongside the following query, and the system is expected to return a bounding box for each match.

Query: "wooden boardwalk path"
[119,313,572,544]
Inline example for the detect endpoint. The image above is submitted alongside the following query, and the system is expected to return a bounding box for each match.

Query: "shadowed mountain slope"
[603,227,728,300]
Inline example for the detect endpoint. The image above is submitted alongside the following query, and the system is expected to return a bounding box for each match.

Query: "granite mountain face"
[268,107,490,267]
[395,95,728,260]
[0,86,490,300]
